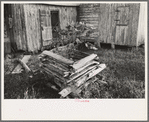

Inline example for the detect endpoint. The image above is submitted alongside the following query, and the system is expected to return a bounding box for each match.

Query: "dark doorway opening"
[51,11,59,38]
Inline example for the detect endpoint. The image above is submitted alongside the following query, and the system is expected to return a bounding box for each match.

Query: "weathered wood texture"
[98,3,140,46]
[4,4,12,53]
[12,55,31,74]
[78,4,100,29]
[24,4,41,52]
[7,4,77,52]
[11,4,27,51]
[137,3,146,46]
[39,47,106,98]
[24,4,77,50]
[78,3,141,46]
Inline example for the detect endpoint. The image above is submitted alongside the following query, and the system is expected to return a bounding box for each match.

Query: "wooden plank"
[40,56,71,70]
[79,13,99,16]
[18,59,31,73]
[42,51,74,65]
[59,87,72,98]
[79,8,100,13]
[8,4,16,51]
[67,65,98,83]
[12,55,31,74]
[73,66,97,87]
[42,66,67,82]
[131,3,140,46]
[18,4,26,51]
[24,5,33,52]
[16,4,23,50]
[59,64,106,97]
[106,4,111,43]
[72,54,98,70]
[70,61,99,77]
[13,4,19,50]
[75,77,98,94]
[80,14,98,18]
[112,3,119,45]
[39,9,43,50]
[137,3,146,46]
[79,18,99,21]
[98,3,107,43]
[20,4,28,51]
[43,63,67,76]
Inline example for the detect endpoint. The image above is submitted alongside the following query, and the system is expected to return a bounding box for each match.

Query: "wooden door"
[39,9,52,47]
[115,6,130,45]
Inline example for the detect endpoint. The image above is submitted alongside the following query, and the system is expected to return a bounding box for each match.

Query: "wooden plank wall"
[4,4,12,53]
[98,3,140,46]
[78,3,140,46]
[137,3,146,46]
[23,4,77,52]
[7,4,77,52]
[78,4,100,29]
[24,4,41,52]
[11,4,27,51]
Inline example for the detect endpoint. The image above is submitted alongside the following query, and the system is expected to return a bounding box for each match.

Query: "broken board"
[12,55,31,74]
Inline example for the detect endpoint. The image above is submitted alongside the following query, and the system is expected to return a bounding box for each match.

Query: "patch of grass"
[4,72,60,99]
[4,47,145,99]
[83,47,145,98]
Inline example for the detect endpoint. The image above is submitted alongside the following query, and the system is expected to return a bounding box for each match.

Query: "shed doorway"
[51,11,60,38]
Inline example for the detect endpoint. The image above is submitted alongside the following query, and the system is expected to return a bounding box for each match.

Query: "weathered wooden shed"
[4,3,146,53]
[4,3,78,53]
[78,3,146,48]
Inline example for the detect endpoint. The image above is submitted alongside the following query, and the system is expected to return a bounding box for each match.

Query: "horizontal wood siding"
[78,4,100,29]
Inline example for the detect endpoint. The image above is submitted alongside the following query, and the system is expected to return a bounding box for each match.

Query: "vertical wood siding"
[11,4,27,51]
[8,4,77,52]
[98,3,140,46]
[24,4,41,52]
[137,3,146,46]
[78,3,140,46]
[23,4,77,52]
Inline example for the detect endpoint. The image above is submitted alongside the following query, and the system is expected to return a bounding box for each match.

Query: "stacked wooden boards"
[39,48,106,98]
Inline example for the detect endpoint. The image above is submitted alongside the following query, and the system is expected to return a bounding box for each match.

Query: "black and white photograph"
[1,1,148,121]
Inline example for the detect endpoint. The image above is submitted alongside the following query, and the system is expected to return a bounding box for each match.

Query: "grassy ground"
[4,46,145,99]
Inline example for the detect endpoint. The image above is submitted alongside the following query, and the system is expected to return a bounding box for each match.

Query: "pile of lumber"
[39,49,106,98]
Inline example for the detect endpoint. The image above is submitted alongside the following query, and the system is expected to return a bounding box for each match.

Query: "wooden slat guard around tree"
[42,50,74,65]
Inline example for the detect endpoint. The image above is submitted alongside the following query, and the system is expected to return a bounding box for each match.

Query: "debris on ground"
[56,21,99,51]
[85,42,98,50]
[39,45,106,98]
[12,55,31,74]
